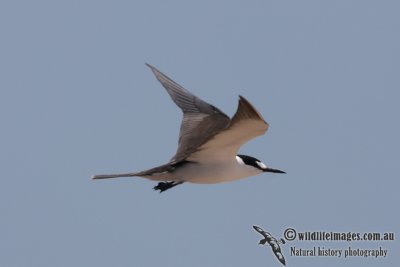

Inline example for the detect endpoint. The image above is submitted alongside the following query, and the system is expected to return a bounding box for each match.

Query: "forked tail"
[92,173,138,179]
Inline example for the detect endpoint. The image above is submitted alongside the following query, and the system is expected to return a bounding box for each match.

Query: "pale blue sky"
[1,1,399,266]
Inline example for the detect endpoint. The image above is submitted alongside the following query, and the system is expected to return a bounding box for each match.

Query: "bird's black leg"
[153,181,184,193]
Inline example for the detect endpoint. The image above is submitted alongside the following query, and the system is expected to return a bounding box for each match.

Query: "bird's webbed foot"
[153,181,183,193]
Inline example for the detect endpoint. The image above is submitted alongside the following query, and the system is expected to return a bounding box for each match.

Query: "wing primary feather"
[231,95,268,125]
[186,96,269,162]
[146,63,223,115]
[145,63,231,163]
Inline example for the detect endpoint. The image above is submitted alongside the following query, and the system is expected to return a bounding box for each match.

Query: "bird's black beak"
[264,167,286,174]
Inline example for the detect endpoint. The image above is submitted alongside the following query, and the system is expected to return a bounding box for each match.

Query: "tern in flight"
[92,64,285,192]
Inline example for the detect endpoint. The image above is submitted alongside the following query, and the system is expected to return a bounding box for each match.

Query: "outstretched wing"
[187,96,268,163]
[253,225,270,238]
[146,64,231,163]
[270,242,286,265]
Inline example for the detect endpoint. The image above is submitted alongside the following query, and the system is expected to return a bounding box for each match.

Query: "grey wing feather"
[146,64,231,162]
[187,96,268,163]
[231,95,267,124]
[146,63,215,114]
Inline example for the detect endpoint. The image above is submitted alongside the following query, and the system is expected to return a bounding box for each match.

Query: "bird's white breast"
[173,157,262,184]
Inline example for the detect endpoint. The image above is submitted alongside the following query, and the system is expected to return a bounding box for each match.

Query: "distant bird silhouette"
[253,225,286,265]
